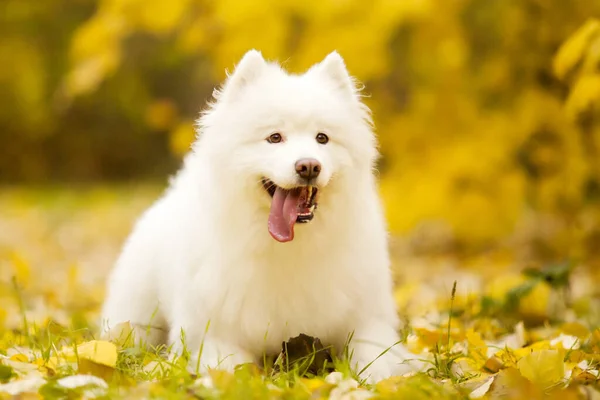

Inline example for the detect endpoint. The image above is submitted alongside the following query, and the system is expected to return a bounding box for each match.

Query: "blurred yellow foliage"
[169,120,196,156]
[565,75,600,119]
[2,1,600,254]
[553,19,600,81]
[145,99,178,130]
[10,253,30,289]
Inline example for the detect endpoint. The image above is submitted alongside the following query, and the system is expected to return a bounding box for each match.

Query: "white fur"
[101,50,421,382]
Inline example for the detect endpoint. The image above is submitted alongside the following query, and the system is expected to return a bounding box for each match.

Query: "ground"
[1,186,599,399]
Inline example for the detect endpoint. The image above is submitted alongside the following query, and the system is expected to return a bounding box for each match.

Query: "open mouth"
[262,179,319,242]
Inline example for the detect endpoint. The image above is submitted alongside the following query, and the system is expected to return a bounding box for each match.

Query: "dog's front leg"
[348,319,422,383]
[169,327,255,374]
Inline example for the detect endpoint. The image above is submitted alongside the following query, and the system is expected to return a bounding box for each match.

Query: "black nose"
[295,158,321,180]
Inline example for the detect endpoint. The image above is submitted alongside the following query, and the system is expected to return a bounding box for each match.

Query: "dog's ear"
[312,51,355,96]
[222,49,267,98]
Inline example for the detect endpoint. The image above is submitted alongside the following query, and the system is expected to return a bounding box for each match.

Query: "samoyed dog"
[101,50,420,382]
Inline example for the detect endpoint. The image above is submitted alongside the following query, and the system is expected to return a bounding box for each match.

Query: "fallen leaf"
[572,370,598,385]
[9,353,29,363]
[488,368,540,399]
[553,19,600,79]
[466,329,488,368]
[452,357,479,376]
[46,340,117,375]
[76,340,118,368]
[517,350,565,389]
[469,375,494,399]
[483,356,504,373]
[79,358,115,380]
[565,75,600,119]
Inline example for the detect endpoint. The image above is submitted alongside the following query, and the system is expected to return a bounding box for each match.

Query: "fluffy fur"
[101,50,420,382]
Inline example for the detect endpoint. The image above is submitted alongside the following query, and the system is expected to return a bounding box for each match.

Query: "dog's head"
[197,50,378,242]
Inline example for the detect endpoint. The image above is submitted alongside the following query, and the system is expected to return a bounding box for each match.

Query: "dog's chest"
[213,252,358,354]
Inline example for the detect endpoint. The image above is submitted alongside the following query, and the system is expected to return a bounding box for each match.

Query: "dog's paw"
[183,340,255,375]
[356,359,394,384]
[351,340,424,383]
[351,345,392,383]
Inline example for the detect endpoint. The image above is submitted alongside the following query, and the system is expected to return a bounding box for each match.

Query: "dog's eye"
[316,133,329,144]
[267,133,283,144]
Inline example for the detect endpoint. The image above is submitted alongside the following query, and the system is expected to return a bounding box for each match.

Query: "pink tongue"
[268,187,300,242]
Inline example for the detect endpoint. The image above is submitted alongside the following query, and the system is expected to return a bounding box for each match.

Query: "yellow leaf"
[565,75,600,119]
[76,340,117,368]
[466,329,488,368]
[483,356,504,373]
[376,376,407,394]
[377,374,458,398]
[566,349,587,364]
[546,386,589,400]
[452,357,478,376]
[517,350,565,389]
[572,370,598,385]
[300,377,331,392]
[553,19,600,80]
[46,340,117,372]
[469,375,494,399]
[512,341,553,359]
[208,369,234,388]
[9,354,28,363]
[78,359,114,380]
[489,368,540,399]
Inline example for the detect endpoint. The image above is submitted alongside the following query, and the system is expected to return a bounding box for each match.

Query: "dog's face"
[198,51,377,242]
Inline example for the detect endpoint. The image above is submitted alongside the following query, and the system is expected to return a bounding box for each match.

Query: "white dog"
[101,50,420,382]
